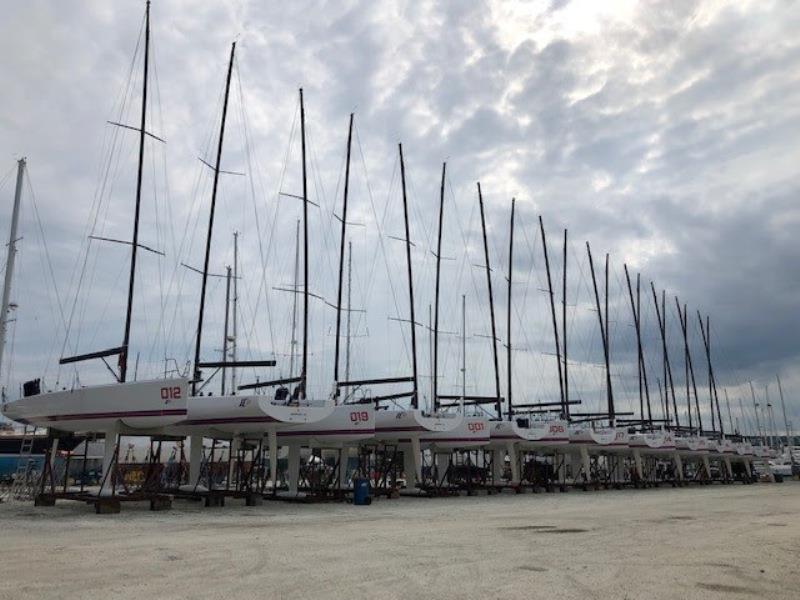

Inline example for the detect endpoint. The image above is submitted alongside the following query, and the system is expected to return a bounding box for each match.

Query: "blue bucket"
[352,477,371,506]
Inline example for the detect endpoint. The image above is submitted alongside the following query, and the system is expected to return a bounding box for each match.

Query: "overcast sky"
[0,0,798,435]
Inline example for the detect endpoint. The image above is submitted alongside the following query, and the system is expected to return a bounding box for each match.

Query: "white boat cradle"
[489,418,570,485]
[628,430,678,483]
[1,378,189,488]
[566,425,629,486]
[172,393,337,495]
[417,415,490,490]
[373,409,462,491]
[275,403,376,494]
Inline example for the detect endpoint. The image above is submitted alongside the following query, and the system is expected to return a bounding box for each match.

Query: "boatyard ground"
[0,483,797,600]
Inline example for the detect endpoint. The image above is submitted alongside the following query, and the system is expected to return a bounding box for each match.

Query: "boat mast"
[651,284,679,430]
[637,274,653,425]
[345,242,353,384]
[398,144,419,409]
[723,388,734,436]
[675,299,700,432]
[776,374,791,444]
[289,220,299,378]
[624,265,652,427]
[604,253,613,424]
[477,183,502,418]
[191,41,236,396]
[461,294,466,408]
[562,229,569,420]
[333,114,354,402]
[221,265,232,395]
[697,313,724,436]
[539,217,565,414]
[749,380,764,444]
[231,231,238,392]
[432,163,446,413]
[586,243,613,424]
[120,1,150,383]
[0,158,25,384]
[299,88,309,400]
[505,198,515,421]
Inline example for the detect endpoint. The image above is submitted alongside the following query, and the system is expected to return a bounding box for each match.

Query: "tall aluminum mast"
[0,158,25,387]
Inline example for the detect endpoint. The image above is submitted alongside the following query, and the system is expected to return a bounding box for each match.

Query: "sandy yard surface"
[0,481,797,600]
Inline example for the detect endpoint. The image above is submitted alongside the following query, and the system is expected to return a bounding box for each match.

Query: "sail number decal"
[350,411,370,424]
[549,424,566,433]
[160,386,182,403]
[468,422,485,432]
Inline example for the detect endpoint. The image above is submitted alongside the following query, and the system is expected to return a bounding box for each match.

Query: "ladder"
[9,426,39,500]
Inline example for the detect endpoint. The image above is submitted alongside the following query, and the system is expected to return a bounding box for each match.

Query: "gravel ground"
[0,481,797,600]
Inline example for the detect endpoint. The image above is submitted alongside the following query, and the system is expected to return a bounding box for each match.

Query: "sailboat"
[566,244,628,487]
[487,204,569,487]
[369,150,464,492]
[1,3,188,492]
[171,71,341,496]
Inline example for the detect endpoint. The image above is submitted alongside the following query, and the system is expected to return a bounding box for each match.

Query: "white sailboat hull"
[277,404,375,447]
[420,416,490,450]
[374,409,462,442]
[629,431,677,455]
[569,427,629,453]
[490,420,570,450]
[171,394,335,438]
[1,378,188,434]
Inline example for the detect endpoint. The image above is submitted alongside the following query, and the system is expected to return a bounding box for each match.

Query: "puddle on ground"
[500,525,589,534]
[696,582,757,595]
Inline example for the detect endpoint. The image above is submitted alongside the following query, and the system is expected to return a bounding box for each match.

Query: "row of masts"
[37,3,792,444]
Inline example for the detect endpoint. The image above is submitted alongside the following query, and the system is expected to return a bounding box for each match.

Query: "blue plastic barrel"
[353,477,371,505]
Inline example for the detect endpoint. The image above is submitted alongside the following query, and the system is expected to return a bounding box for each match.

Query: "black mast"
[505,198,515,421]
[192,41,236,396]
[624,265,652,426]
[333,113,354,401]
[432,163,446,412]
[539,217,565,414]
[605,254,612,423]
[562,229,569,420]
[586,243,613,423]
[299,88,309,400]
[637,274,653,424]
[651,284,679,429]
[398,145,419,409]
[698,313,725,436]
[676,299,702,432]
[120,0,150,383]
[477,183,502,418]
[675,300,694,431]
